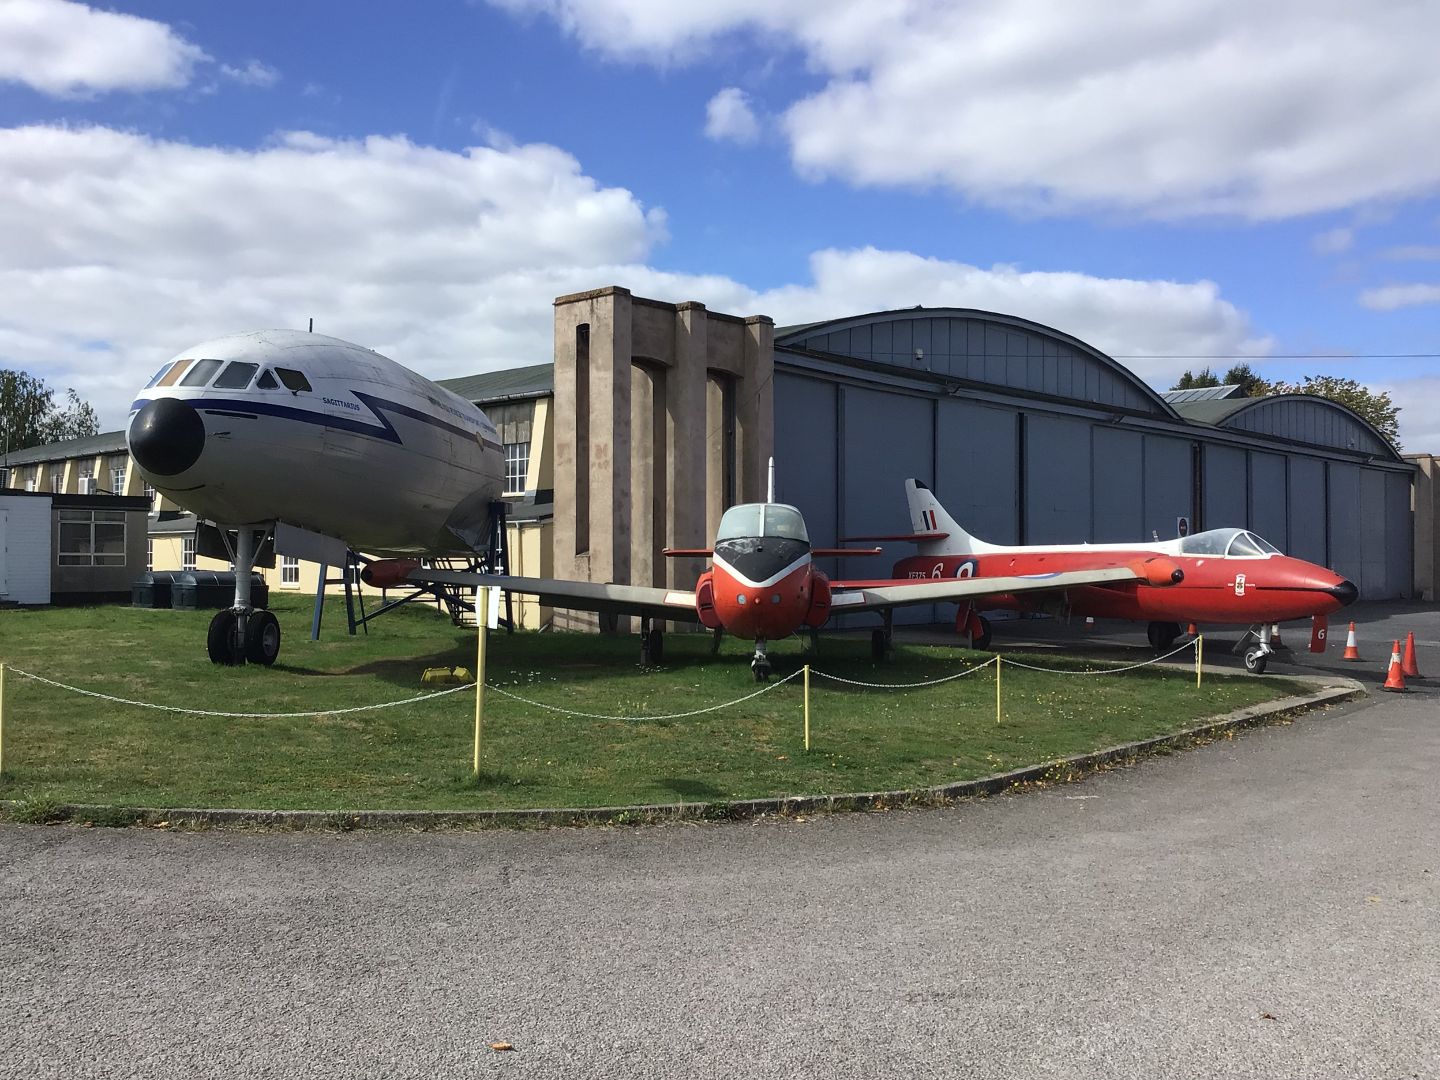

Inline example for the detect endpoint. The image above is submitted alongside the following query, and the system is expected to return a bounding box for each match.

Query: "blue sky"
[1,0,1438,446]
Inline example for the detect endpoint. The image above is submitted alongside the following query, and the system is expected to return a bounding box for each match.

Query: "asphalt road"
[2,605,1437,1079]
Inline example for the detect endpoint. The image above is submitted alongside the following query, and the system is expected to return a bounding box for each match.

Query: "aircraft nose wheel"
[207,609,245,666]
[1243,646,1269,674]
[244,610,282,666]
[751,639,771,682]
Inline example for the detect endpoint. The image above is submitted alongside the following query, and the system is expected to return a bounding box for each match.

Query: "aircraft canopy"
[716,503,810,544]
[1179,528,1282,557]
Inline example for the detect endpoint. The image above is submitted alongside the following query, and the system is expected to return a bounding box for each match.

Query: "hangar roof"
[776,307,1181,419]
[438,363,554,404]
[1171,394,1403,461]
[1,429,127,467]
[1161,384,1248,403]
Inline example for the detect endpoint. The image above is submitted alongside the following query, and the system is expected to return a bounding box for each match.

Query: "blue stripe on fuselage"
[128,391,488,446]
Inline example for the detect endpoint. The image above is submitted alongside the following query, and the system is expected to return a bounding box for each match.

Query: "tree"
[1219,362,1279,397]
[1268,374,1401,448]
[0,370,101,456]
[1171,367,1221,390]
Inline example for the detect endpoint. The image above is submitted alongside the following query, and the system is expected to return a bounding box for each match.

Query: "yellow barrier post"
[473,588,490,776]
[803,664,811,752]
[995,655,1002,724]
[1195,635,1204,689]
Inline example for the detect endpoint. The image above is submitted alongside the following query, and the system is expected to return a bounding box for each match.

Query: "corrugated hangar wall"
[772,309,1414,619]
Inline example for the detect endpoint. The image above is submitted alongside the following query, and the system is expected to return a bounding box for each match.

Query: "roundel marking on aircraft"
[955,560,978,579]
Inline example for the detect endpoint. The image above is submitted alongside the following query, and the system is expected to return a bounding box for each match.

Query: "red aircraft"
[367,472,1187,680]
[865,479,1357,674]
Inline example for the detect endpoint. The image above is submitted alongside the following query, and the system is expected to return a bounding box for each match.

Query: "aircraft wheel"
[751,660,771,683]
[1147,620,1182,653]
[870,629,888,661]
[207,610,244,666]
[1243,646,1269,675]
[972,616,993,651]
[641,627,663,665]
[244,610,282,666]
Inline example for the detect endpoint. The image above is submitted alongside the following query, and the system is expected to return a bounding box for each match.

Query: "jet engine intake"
[1133,557,1185,587]
[360,558,421,588]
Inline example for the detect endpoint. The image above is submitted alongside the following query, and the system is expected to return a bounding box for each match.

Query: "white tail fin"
[905,478,995,557]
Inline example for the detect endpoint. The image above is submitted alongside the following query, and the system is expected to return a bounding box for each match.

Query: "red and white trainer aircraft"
[400,467,1189,680]
[868,479,1357,674]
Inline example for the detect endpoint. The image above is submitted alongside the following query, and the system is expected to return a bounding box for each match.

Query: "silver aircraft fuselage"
[127,330,504,555]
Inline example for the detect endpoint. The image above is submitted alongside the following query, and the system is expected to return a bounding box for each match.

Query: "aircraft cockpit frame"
[716,502,810,544]
[144,358,314,395]
[1178,528,1282,558]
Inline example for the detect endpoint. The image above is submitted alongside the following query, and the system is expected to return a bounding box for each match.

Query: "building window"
[0,467,8,489]
[504,441,529,494]
[281,555,300,585]
[78,464,95,495]
[182,536,196,571]
[58,509,127,566]
[147,538,154,571]
[144,483,157,510]
[111,464,126,495]
[51,472,63,493]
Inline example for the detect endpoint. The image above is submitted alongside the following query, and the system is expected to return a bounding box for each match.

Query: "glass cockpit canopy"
[1179,528,1282,557]
[716,503,810,544]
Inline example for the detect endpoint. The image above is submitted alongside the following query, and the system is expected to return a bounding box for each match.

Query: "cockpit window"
[256,369,278,390]
[1227,531,1281,557]
[275,367,312,392]
[143,362,175,388]
[212,362,259,390]
[157,359,193,387]
[764,504,809,542]
[178,358,224,387]
[715,503,810,543]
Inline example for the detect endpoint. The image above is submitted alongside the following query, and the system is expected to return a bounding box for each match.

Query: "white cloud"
[1381,245,1440,261]
[1375,376,1440,452]
[704,87,760,144]
[492,0,1440,220]
[0,125,1263,428]
[1312,227,1353,255]
[0,0,207,97]
[220,60,280,89]
[1359,283,1440,311]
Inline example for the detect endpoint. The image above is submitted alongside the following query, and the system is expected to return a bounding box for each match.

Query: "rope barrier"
[487,670,802,720]
[4,667,477,719]
[999,639,1198,675]
[809,656,998,690]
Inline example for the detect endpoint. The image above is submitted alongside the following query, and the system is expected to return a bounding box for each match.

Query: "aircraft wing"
[828,566,1143,614]
[408,569,702,623]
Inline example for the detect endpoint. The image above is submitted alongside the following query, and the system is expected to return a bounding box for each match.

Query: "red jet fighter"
[868,479,1357,674]
[379,475,1187,680]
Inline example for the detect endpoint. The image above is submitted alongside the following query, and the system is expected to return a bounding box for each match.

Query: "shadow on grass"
[657,777,726,800]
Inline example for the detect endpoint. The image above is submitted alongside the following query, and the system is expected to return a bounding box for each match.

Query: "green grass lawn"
[0,596,1291,812]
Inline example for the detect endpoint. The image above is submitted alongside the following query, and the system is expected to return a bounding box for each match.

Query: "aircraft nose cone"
[1329,579,1359,607]
[129,397,205,476]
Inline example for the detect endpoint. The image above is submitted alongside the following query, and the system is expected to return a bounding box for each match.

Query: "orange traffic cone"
[1402,632,1423,679]
[1271,623,1284,648]
[1383,641,1407,692]
[1342,622,1362,661]
[1187,623,1198,636]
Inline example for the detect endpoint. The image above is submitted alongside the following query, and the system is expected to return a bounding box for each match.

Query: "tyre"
[870,628,888,661]
[244,609,282,666]
[646,628,663,665]
[972,615,993,651]
[207,609,244,666]
[1147,620,1181,653]
[1243,647,1268,675]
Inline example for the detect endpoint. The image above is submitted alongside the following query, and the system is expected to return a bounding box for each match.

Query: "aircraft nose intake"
[1328,579,1359,607]
[129,397,205,476]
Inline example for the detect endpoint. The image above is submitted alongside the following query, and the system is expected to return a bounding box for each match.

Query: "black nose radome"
[1329,579,1359,607]
[129,397,205,477]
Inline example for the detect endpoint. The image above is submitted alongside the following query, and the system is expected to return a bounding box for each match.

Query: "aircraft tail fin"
[905,479,994,557]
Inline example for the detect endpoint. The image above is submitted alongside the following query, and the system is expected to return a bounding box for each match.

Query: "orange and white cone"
[1084,616,1095,631]
[1402,631,1423,679]
[1187,623,1198,636]
[1383,640,1407,692]
[1271,623,1284,648]
[1341,622,1362,661]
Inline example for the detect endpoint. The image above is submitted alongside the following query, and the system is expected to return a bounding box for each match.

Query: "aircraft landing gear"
[971,615,993,651]
[1235,623,1273,675]
[871,608,894,661]
[1147,620,1183,653]
[710,628,724,655]
[639,618,664,666]
[206,526,281,667]
[751,638,772,682]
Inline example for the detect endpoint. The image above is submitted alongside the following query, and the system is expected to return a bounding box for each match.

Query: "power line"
[1114,353,1440,359]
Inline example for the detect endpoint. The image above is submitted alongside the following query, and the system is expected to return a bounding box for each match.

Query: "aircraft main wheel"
[1147,620,1182,653]
[640,627,663,665]
[1243,646,1269,675]
[207,610,244,666]
[972,616,993,651]
[870,629,888,661]
[244,610,282,666]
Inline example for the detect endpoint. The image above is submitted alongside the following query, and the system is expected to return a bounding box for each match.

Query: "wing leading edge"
[828,566,1142,614]
[409,569,702,623]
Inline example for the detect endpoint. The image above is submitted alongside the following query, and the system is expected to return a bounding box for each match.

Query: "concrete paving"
[2,603,1437,1079]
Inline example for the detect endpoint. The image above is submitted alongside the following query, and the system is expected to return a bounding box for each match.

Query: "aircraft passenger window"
[178,358,224,387]
[716,504,763,541]
[763,505,810,543]
[157,359,193,387]
[143,363,175,388]
[212,362,259,390]
[256,369,278,389]
[276,367,312,392]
